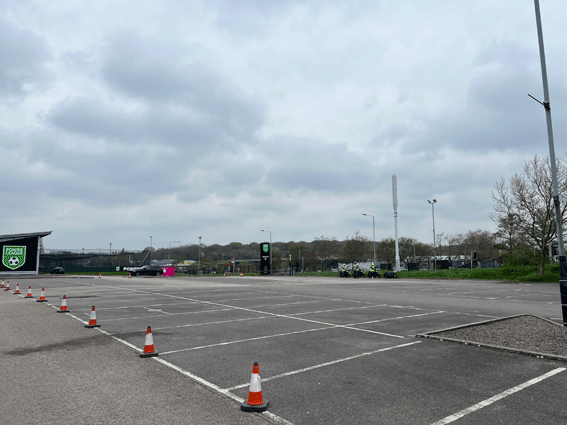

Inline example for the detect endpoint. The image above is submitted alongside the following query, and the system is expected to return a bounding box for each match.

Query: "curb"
[416,314,567,363]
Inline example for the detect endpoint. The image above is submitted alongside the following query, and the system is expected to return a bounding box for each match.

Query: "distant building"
[0,231,52,275]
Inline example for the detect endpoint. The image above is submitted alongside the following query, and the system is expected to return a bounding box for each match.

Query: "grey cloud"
[399,42,567,154]
[263,140,377,193]
[101,34,264,135]
[0,19,50,96]
[47,33,264,153]
[22,131,186,205]
[48,94,262,154]
[101,33,189,102]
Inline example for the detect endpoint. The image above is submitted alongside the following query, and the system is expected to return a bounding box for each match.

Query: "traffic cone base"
[58,295,70,313]
[241,399,269,412]
[37,289,47,302]
[241,362,269,412]
[140,326,158,357]
[85,306,100,328]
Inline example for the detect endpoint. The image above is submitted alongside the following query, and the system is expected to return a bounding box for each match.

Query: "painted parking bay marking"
[431,367,566,425]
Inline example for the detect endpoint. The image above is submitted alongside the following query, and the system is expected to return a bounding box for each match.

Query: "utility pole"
[392,175,400,272]
[428,199,437,273]
[532,0,567,339]
[198,236,202,274]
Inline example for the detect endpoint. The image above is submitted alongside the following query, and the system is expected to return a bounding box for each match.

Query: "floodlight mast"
[428,199,437,273]
[533,0,567,340]
[392,175,400,272]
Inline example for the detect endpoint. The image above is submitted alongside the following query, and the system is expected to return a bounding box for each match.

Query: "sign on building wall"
[0,236,40,275]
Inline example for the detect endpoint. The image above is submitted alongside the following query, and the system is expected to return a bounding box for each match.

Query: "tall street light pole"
[362,214,376,265]
[198,236,202,274]
[149,236,152,266]
[261,230,272,273]
[533,0,567,339]
[428,199,437,273]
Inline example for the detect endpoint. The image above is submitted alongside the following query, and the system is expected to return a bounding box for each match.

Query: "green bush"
[397,265,559,282]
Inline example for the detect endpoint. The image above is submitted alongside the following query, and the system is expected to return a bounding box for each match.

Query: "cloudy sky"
[1,0,566,251]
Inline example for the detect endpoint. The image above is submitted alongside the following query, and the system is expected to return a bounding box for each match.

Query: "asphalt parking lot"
[1,275,566,424]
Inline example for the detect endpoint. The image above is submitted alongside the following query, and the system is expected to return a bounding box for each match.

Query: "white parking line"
[152,357,294,425]
[148,315,271,332]
[99,307,234,322]
[345,311,445,326]
[85,285,407,339]
[46,302,294,425]
[290,304,387,316]
[224,341,422,391]
[430,367,566,425]
[160,326,337,355]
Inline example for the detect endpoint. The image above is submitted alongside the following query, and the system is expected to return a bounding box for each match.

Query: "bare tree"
[311,236,339,259]
[444,233,464,258]
[376,237,395,264]
[491,155,567,275]
[460,230,496,263]
[341,231,370,264]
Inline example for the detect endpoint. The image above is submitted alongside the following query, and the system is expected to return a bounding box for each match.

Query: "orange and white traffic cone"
[99,273,102,278]
[37,288,47,303]
[240,272,243,277]
[4,281,10,291]
[1,279,4,288]
[25,286,33,298]
[57,295,70,313]
[13,283,20,294]
[241,362,269,412]
[128,272,131,278]
[140,326,158,357]
[85,306,100,328]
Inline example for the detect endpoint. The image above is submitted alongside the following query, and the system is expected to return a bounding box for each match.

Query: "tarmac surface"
[1,275,566,424]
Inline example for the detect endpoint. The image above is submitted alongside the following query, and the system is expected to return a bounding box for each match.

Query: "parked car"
[51,267,65,274]
[131,265,163,276]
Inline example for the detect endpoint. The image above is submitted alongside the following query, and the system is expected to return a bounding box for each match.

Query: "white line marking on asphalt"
[100,307,234,322]
[50,305,298,423]
[160,326,337,355]
[145,315,271,332]
[430,367,566,425]
[345,311,445,326]
[254,300,327,308]
[223,341,422,391]
[144,307,174,315]
[215,294,298,302]
[152,357,294,425]
[290,304,388,316]
[88,284,408,339]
